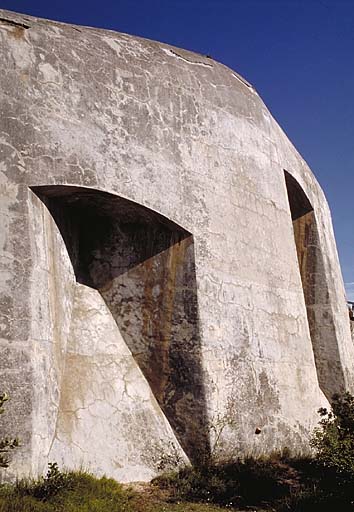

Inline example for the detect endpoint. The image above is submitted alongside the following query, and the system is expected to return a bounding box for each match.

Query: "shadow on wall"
[284,171,345,402]
[31,185,210,464]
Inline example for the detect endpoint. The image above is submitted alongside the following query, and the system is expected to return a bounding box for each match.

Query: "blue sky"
[2,0,354,298]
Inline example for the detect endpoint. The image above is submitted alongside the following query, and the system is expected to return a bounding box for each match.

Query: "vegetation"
[153,392,354,511]
[15,463,74,501]
[0,470,135,512]
[0,393,19,468]
[154,454,313,511]
[0,468,227,512]
[1,392,354,511]
[311,391,354,476]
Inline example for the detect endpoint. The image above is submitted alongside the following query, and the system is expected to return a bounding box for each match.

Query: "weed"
[16,463,73,501]
[0,393,19,469]
[207,408,238,464]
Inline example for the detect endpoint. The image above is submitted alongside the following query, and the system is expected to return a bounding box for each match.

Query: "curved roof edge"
[0,8,256,93]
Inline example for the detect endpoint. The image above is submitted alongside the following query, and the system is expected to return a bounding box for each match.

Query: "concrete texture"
[0,8,353,482]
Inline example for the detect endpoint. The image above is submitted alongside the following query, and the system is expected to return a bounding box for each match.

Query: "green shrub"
[0,393,19,469]
[16,463,73,501]
[311,391,354,476]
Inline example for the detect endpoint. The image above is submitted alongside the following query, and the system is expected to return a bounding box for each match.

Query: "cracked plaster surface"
[50,283,186,482]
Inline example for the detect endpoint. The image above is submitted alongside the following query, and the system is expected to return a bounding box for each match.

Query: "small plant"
[39,462,71,500]
[0,392,19,468]
[207,406,238,464]
[311,391,354,476]
[17,462,73,501]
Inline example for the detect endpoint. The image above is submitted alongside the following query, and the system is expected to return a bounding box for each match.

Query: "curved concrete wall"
[0,8,353,481]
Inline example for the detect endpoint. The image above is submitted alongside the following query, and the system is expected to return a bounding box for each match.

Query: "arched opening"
[31,185,210,463]
[284,171,345,401]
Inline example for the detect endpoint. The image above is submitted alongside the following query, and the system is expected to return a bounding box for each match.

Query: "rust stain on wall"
[293,210,316,306]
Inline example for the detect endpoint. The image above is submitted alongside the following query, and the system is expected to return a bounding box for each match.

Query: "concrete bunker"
[284,171,345,401]
[2,8,354,481]
[31,185,210,463]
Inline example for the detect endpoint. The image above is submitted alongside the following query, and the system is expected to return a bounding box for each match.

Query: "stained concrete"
[0,9,354,482]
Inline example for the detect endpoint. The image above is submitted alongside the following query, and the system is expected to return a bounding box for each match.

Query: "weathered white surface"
[50,284,187,482]
[0,8,353,481]
[28,193,76,475]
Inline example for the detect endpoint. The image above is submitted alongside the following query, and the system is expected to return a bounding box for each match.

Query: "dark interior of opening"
[31,185,210,463]
[284,171,345,401]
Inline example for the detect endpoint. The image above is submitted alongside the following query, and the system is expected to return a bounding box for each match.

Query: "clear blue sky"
[2,0,353,297]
